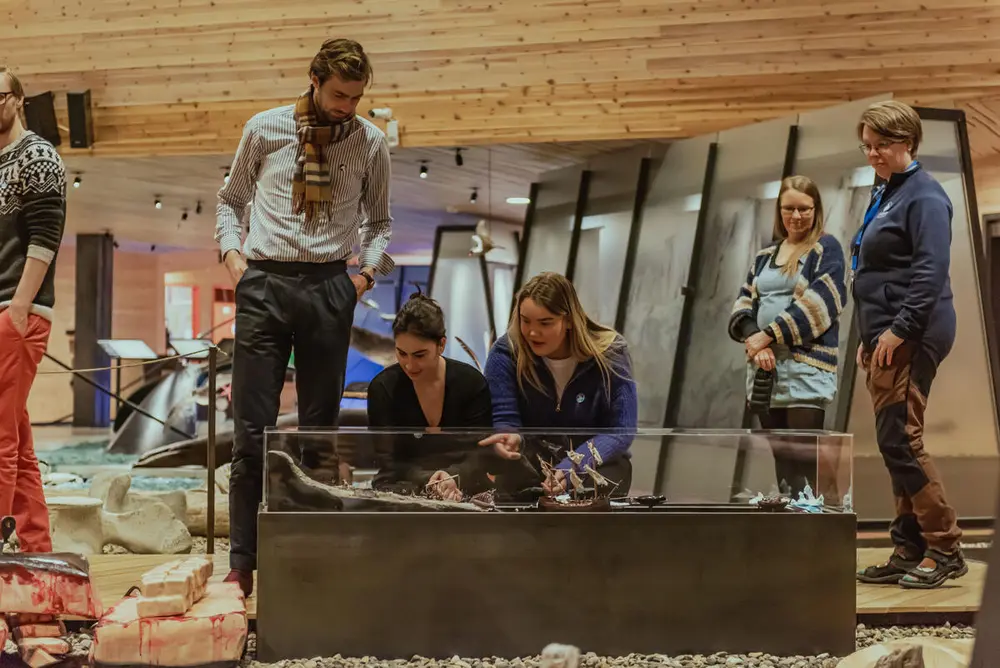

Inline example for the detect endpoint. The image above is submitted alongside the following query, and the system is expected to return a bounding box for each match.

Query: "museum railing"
[261,426,853,514]
[264,427,853,513]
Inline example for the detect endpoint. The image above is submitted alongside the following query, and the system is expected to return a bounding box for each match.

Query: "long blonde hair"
[507,272,626,397]
[773,175,825,277]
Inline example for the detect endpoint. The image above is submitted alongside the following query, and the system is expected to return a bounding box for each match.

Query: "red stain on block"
[0,564,102,619]
[92,582,247,667]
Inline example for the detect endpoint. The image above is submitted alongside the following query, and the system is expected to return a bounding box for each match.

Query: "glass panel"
[622,134,714,429]
[570,145,650,325]
[519,165,583,282]
[428,228,493,368]
[792,95,892,430]
[673,115,795,429]
[263,426,854,513]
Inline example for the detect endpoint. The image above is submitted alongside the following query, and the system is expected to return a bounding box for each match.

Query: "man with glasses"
[0,66,67,553]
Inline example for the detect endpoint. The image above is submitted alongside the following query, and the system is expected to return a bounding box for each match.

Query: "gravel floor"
[3,620,976,667]
[101,536,231,556]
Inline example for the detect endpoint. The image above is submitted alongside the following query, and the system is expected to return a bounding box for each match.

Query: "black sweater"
[0,132,66,320]
[366,357,494,493]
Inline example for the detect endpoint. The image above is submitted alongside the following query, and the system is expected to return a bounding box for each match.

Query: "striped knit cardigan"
[727,234,848,373]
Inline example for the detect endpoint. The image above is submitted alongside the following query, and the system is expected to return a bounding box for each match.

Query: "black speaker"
[67,90,93,149]
[23,91,61,147]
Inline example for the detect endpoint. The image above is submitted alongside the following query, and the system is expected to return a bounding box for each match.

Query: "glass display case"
[262,426,853,514]
[254,427,856,663]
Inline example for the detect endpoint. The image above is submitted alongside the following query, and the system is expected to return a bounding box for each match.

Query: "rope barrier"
[36,348,230,375]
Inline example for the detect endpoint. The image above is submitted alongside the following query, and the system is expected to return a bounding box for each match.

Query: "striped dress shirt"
[215,105,394,275]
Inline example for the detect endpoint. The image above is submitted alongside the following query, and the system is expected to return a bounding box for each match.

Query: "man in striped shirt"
[214,39,393,595]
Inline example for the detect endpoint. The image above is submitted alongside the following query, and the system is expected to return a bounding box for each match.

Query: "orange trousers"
[0,310,52,552]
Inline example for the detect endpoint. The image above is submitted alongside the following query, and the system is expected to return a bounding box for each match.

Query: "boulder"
[47,497,105,555]
[97,474,192,554]
[0,554,103,618]
[837,638,973,668]
[91,581,247,668]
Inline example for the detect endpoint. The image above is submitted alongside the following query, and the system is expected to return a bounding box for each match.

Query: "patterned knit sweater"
[0,131,66,321]
[727,234,847,373]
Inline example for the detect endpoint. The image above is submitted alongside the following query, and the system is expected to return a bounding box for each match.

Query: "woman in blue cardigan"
[728,175,847,497]
[480,272,638,497]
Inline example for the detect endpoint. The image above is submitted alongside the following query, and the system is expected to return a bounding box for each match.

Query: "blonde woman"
[479,272,638,496]
[728,175,847,496]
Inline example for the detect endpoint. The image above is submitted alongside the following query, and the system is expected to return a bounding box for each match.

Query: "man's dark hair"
[310,39,373,86]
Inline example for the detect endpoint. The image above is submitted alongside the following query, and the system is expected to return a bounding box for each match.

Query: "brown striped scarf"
[291,85,355,221]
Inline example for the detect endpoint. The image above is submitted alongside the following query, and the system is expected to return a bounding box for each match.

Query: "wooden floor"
[87,553,257,618]
[78,548,984,622]
[856,548,986,615]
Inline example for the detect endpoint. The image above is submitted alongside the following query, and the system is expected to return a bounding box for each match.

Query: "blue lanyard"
[850,161,918,272]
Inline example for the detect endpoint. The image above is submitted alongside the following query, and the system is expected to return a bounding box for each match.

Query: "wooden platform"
[856,548,986,618]
[78,549,982,623]
[86,553,257,618]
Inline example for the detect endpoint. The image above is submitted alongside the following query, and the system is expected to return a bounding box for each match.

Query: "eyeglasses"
[781,206,814,216]
[859,140,899,155]
[0,92,15,104]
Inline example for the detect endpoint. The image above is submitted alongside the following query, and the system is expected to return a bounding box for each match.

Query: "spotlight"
[224,170,231,185]
[455,148,463,167]
[73,175,81,188]
[196,201,203,215]
[470,188,478,204]
[506,196,531,205]
[181,210,189,221]
[154,198,162,209]
[419,160,428,179]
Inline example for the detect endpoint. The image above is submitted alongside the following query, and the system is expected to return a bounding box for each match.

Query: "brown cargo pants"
[863,342,962,557]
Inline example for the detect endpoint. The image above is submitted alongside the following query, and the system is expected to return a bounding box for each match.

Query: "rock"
[0,554,103,618]
[541,644,580,668]
[98,473,193,554]
[837,637,972,668]
[46,496,104,554]
[92,581,247,667]
[185,488,231,538]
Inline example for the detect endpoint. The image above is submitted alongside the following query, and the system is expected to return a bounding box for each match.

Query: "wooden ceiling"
[60,140,652,253]
[8,0,1000,158]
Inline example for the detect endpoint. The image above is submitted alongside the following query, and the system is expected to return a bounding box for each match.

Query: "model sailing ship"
[537,441,616,512]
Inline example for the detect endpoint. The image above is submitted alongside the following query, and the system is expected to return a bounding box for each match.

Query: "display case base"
[255,509,856,661]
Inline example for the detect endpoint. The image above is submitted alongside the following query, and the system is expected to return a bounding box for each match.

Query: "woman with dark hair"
[852,100,966,589]
[480,272,638,496]
[366,291,493,501]
[728,175,847,497]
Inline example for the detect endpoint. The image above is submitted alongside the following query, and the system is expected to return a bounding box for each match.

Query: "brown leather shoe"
[223,569,253,597]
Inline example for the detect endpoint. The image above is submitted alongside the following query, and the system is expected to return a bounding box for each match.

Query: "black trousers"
[756,406,825,498]
[229,260,356,572]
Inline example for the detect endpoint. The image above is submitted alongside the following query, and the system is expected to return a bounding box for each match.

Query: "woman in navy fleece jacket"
[852,101,965,591]
[479,272,638,496]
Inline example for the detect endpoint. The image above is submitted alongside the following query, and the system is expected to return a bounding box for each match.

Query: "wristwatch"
[359,270,375,289]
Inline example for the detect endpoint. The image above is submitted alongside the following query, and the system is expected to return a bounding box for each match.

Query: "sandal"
[899,548,968,589]
[856,552,921,584]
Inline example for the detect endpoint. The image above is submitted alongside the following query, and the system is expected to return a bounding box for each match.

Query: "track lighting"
[73,175,81,188]
[182,210,189,221]
[154,197,162,210]
[224,170,231,185]
[470,188,478,204]
[419,160,428,179]
[455,148,463,167]
[196,201,203,215]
